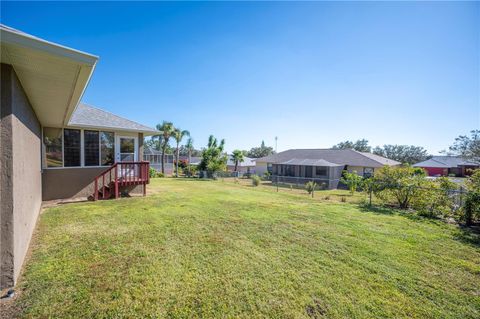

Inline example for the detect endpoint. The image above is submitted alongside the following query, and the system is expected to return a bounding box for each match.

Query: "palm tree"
[184,137,194,177]
[173,128,190,177]
[231,149,244,172]
[156,121,174,174]
[185,137,194,165]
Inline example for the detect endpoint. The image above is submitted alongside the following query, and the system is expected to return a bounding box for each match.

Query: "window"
[315,167,327,176]
[100,132,114,165]
[43,128,63,167]
[305,166,313,178]
[84,130,99,166]
[285,165,296,177]
[63,129,81,167]
[84,131,114,166]
[364,167,374,178]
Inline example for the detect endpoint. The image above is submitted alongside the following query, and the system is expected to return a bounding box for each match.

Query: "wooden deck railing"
[93,161,150,200]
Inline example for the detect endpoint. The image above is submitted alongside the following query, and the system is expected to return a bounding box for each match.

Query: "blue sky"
[2,1,479,154]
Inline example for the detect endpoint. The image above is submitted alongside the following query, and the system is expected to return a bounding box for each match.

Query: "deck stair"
[92,161,150,200]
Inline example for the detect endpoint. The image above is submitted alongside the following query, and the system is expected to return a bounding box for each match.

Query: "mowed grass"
[15,178,480,318]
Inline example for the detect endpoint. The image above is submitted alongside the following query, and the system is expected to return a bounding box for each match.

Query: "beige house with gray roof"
[256,149,400,189]
[0,25,158,289]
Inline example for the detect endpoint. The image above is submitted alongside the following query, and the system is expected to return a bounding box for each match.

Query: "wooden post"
[102,175,105,199]
[94,178,98,201]
[115,164,119,199]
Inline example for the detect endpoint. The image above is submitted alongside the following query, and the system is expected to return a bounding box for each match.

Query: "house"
[413,156,479,177]
[144,147,174,174]
[226,156,256,175]
[255,149,400,189]
[0,25,158,289]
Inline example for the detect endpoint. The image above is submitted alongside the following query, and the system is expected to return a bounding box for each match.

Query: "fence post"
[276,175,279,192]
[369,188,372,206]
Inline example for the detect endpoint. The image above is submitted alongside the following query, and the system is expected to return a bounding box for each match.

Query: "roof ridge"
[350,149,396,165]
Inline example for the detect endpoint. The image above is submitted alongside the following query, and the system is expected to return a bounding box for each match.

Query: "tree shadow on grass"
[452,225,480,248]
[360,204,480,248]
[358,204,441,223]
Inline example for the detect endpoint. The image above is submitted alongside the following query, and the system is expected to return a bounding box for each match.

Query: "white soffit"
[0,25,98,127]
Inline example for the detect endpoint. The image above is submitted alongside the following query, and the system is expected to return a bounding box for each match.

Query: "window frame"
[42,127,117,169]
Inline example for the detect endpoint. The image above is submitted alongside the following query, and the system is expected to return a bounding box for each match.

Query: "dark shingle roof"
[278,158,342,167]
[413,156,480,168]
[256,149,400,168]
[68,103,158,134]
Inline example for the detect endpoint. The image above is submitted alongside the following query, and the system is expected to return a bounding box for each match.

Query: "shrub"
[462,169,480,225]
[340,171,363,194]
[263,171,271,180]
[251,175,261,187]
[305,181,317,196]
[149,167,158,178]
[185,165,197,177]
[340,196,347,203]
[372,165,428,209]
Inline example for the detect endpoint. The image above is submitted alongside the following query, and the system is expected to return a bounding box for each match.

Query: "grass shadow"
[358,204,439,223]
[453,225,480,248]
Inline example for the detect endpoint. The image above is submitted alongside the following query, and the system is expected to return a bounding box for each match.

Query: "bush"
[462,169,480,225]
[149,167,165,178]
[263,171,271,180]
[372,165,428,209]
[251,175,261,187]
[411,178,457,218]
[305,181,317,196]
[149,167,158,178]
[185,165,197,177]
[340,171,363,194]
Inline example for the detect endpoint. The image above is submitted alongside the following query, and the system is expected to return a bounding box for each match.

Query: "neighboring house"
[144,147,174,174]
[413,156,479,177]
[0,25,158,289]
[256,149,400,189]
[226,156,256,175]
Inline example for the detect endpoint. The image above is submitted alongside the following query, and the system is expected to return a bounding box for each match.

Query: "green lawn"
[14,179,480,318]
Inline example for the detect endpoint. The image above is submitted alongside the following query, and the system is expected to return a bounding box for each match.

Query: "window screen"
[84,130,99,166]
[63,129,81,167]
[100,132,114,166]
[43,127,63,167]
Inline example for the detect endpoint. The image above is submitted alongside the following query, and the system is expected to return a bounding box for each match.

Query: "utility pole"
[275,136,278,153]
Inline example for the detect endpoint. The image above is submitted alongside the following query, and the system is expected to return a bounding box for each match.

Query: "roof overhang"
[0,25,98,127]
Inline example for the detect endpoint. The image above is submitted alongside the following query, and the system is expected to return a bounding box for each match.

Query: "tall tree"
[332,139,371,152]
[231,149,244,172]
[373,145,428,164]
[199,135,227,177]
[156,121,174,174]
[185,137,194,164]
[446,130,480,161]
[173,128,190,177]
[247,140,275,158]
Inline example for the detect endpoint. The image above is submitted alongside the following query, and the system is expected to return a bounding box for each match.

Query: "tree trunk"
[161,144,166,174]
[175,144,180,177]
[188,150,192,177]
[234,161,238,172]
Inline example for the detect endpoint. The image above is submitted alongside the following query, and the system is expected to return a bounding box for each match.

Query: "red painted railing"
[93,161,150,201]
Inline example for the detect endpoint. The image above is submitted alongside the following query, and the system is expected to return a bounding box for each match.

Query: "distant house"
[255,149,400,189]
[413,156,479,177]
[226,156,256,175]
[144,147,174,174]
